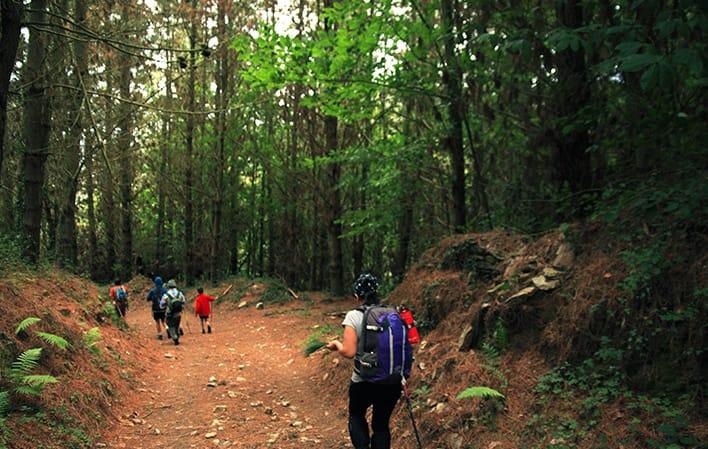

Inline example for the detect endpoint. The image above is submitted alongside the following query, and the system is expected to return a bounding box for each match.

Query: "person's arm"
[326,326,358,359]
[208,295,216,302]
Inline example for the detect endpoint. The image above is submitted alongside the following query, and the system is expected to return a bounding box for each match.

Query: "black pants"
[348,381,402,449]
[166,313,181,341]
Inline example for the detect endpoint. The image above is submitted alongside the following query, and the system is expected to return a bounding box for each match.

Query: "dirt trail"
[102,297,351,449]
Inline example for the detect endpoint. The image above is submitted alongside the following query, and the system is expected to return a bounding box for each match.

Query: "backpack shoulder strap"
[357,305,383,354]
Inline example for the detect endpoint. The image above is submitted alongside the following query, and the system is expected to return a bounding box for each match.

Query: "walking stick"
[401,377,424,449]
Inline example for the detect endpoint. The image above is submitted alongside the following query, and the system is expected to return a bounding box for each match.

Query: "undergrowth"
[528,339,702,449]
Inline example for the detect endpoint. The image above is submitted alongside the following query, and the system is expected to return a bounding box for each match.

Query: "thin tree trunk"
[210,0,229,283]
[21,0,51,263]
[0,0,22,178]
[554,0,592,193]
[56,0,88,267]
[323,0,344,294]
[117,1,134,279]
[184,0,197,284]
[85,140,98,279]
[440,0,466,232]
[157,49,172,275]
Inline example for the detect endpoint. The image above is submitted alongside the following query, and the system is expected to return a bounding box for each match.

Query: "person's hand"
[326,341,342,352]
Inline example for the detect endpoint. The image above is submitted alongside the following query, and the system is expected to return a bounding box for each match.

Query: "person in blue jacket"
[146,276,167,340]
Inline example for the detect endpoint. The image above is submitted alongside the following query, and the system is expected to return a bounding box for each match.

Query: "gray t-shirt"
[342,309,364,383]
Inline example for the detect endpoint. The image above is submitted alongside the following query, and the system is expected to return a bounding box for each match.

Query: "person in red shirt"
[108,279,129,319]
[194,287,217,334]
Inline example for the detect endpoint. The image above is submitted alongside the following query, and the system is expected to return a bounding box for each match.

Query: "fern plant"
[9,348,58,396]
[456,386,505,400]
[15,317,41,335]
[82,328,101,355]
[35,332,70,350]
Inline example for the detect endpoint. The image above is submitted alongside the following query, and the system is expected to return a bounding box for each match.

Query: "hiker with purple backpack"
[326,272,413,449]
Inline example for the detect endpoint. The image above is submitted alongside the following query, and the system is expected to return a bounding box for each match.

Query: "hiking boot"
[207,325,212,334]
[202,329,206,334]
[173,338,179,345]
[157,334,163,340]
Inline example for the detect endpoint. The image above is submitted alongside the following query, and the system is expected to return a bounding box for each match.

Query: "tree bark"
[118,1,134,279]
[210,0,229,283]
[21,0,51,263]
[184,0,197,284]
[85,140,98,279]
[323,0,344,294]
[157,48,172,275]
[440,0,466,232]
[56,0,88,268]
[0,0,22,178]
[554,0,592,193]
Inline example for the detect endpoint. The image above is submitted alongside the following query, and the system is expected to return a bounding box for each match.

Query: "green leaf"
[456,386,505,400]
[35,332,71,350]
[620,54,658,72]
[15,317,41,335]
[10,348,42,377]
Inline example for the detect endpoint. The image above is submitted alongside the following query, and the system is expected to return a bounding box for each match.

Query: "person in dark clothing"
[146,276,167,340]
[326,273,403,449]
[162,279,186,345]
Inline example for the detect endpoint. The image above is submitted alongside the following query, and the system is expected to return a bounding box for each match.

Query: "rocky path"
[101,298,351,449]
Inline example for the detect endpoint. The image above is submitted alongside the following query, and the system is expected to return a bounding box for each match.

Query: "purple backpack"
[355,305,413,384]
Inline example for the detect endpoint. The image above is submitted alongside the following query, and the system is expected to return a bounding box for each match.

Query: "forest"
[0,0,705,448]
[0,0,702,291]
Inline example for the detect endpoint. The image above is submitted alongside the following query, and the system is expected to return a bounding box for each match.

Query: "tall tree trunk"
[554,0,592,194]
[184,0,197,284]
[20,0,51,263]
[211,0,229,283]
[0,0,22,178]
[56,0,88,267]
[85,141,98,279]
[323,0,344,294]
[118,1,134,279]
[157,49,172,275]
[440,0,466,232]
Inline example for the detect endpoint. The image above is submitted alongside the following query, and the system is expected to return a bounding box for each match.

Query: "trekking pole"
[401,377,423,449]
[184,312,192,334]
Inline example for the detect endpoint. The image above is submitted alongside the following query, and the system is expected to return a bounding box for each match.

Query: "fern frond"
[20,375,58,388]
[35,332,70,350]
[10,348,42,378]
[14,385,43,396]
[15,317,41,335]
[456,386,505,400]
[0,390,10,418]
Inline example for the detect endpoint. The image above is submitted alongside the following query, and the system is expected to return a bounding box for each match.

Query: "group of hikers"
[108,272,421,449]
[108,277,218,345]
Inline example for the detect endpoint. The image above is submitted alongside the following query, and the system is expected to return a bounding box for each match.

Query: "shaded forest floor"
[1,225,704,449]
[101,289,355,449]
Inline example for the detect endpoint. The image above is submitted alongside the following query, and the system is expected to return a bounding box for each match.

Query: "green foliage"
[481,319,509,360]
[0,235,25,276]
[10,348,43,378]
[0,391,9,422]
[533,340,700,448]
[34,333,70,351]
[15,317,41,336]
[303,325,337,357]
[456,386,505,401]
[82,328,101,355]
[9,348,58,397]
